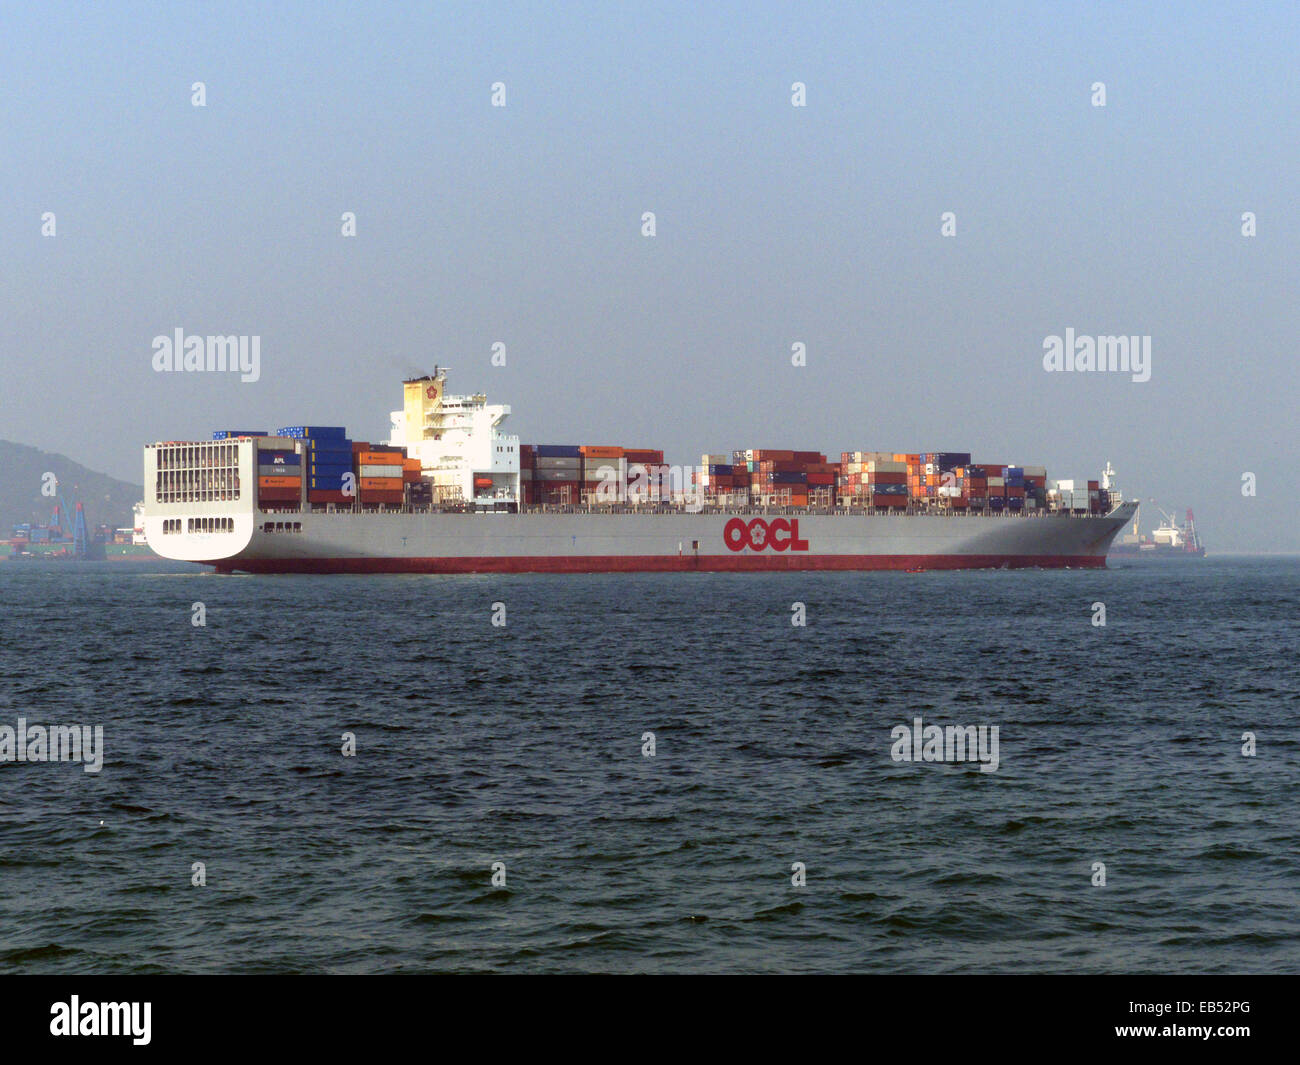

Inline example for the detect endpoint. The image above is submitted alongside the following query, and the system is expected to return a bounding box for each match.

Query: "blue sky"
[2,1,1296,549]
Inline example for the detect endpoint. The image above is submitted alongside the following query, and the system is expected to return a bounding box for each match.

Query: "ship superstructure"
[387,368,520,506]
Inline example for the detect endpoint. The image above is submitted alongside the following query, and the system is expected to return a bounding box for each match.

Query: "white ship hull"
[146,501,1139,574]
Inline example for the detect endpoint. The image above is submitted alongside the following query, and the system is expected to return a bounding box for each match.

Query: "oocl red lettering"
[723,517,809,552]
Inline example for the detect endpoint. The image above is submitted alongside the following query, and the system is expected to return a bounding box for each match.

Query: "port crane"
[50,482,97,559]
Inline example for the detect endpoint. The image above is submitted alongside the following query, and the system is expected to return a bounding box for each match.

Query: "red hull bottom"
[209,553,1108,574]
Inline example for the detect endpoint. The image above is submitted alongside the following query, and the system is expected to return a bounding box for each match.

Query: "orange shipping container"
[358,451,402,465]
[258,476,301,489]
[359,477,403,491]
[579,445,624,458]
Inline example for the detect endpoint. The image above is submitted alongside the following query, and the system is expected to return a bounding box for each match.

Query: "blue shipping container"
[307,446,353,462]
[277,426,348,440]
[257,452,301,466]
[535,444,582,458]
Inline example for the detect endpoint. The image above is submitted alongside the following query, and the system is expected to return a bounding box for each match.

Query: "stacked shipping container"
[838,452,908,508]
[1049,479,1103,513]
[519,444,667,504]
[530,445,582,505]
[276,426,353,504]
[727,450,836,507]
[217,418,1097,517]
[255,438,301,508]
[355,445,407,504]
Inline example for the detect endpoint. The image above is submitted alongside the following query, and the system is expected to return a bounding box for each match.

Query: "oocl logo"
[723,517,809,552]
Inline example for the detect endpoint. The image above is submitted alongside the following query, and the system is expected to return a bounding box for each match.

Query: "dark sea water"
[1,557,1297,974]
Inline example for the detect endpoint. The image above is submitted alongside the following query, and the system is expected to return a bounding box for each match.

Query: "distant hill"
[0,440,141,532]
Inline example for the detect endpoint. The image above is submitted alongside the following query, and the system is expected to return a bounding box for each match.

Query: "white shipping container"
[987,476,1005,487]
[359,464,403,478]
[866,461,908,473]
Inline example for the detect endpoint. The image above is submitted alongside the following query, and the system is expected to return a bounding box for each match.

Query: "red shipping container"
[258,487,301,502]
[358,490,404,504]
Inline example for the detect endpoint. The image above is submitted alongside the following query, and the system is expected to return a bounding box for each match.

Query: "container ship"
[142,369,1137,574]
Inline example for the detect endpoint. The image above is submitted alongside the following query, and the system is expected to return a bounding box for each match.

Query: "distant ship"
[1105,466,1206,559]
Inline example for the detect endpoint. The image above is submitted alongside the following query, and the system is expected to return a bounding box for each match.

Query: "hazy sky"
[3,1,1296,550]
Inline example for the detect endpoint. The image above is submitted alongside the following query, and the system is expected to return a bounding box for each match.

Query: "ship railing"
[261,501,1095,519]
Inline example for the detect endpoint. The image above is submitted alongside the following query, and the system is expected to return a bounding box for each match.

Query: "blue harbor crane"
[51,485,104,560]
